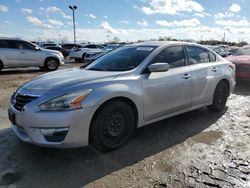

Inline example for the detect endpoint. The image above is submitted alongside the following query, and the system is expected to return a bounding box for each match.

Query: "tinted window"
[85,45,97,49]
[151,46,185,68]
[88,46,156,71]
[0,40,10,48]
[186,46,210,65]
[0,40,18,49]
[96,45,104,49]
[16,41,35,50]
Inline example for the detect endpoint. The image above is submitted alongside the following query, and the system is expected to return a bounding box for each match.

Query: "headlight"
[39,89,92,111]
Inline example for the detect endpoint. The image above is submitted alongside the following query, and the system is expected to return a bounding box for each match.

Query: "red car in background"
[226,47,250,79]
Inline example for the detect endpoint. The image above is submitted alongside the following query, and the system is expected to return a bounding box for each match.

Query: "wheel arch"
[44,56,60,66]
[89,96,139,142]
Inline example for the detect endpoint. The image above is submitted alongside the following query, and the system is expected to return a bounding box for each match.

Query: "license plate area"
[8,109,16,124]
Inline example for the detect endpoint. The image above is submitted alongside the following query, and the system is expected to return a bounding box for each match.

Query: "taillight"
[228,63,235,71]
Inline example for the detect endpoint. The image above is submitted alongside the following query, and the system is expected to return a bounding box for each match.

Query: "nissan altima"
[8,42,236,151]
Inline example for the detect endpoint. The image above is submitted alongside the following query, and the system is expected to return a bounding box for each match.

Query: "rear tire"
[208,81,229,112]
[90,101,135,151]
[44,57,59,71]
[0,61,3,71]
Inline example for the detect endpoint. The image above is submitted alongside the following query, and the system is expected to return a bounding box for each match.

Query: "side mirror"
[148,62,170,73]
[34,46,41,51]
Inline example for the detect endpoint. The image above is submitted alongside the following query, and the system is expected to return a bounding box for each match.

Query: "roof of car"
[127,41,202,48]
[0,37,21,40]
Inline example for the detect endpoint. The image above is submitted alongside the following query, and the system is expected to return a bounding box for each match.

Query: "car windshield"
[87,46,156,71]
[234,48,250,55]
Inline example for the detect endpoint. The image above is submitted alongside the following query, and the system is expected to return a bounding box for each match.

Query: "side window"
[15,41,34,50]
[208,51,216,62]
[151,46,185,68]
[0,40,18,49]
[85,45,97,49]
[186,46,210,65]
[0,40,10,48]
[21,41,35,50]
[97,45,104,49]
[9,41,19,49]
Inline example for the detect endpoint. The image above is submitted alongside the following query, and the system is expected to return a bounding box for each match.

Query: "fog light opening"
[41,127,69,142]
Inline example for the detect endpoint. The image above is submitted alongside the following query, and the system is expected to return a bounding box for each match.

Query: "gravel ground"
[0,64,249,188]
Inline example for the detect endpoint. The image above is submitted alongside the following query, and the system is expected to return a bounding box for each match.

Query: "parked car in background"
[9,42,235,151]
[211,45,232,57]
[84,44,122,64]
[45,46,69,58]
[0,38,64,71]
[69,44,104,62]
[226,47,250,79]
[39,43,62,48]
[61,43,82,51]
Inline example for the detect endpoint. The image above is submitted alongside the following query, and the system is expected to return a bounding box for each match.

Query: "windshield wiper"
[88,68,107,71]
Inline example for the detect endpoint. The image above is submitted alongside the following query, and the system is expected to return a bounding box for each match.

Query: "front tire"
[208,81,229,112]
[90,101,135,151]
[44,58,59,71]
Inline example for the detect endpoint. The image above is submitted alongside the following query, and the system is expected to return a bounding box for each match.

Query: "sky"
[0,0,250,43]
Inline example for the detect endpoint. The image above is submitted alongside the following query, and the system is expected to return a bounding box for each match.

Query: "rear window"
[0,40,18,49]
[186,46,210,65]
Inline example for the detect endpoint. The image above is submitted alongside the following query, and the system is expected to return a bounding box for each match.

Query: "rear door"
[185,45,221,106]
[0,40,20,67]
[142,45,192,121]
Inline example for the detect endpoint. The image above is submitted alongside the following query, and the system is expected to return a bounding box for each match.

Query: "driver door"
[142,45,192,121]
[17,41,42,66]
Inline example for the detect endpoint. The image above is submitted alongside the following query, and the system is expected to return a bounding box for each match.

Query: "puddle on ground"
[191,130,223,145]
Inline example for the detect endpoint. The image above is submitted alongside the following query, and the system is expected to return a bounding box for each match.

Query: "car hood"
[18,68,120,95]
[226,55,250,64]
[41,48,60,54]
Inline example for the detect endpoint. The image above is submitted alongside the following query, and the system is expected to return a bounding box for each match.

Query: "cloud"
[39,6,72,19]
[214,3,241,19]
[0,4,8,12]
[215,18,249,27]
[137,20,148,26]
[141,0,204,15]
[229,4,241,13]
[47,19,63,26]
[20,8,32,14]
[194,12,211,18]
[99,21,118,34]
[87,13,97,19]
[156,18,201,27]
[121,20,129,24]
[26,16,53,28]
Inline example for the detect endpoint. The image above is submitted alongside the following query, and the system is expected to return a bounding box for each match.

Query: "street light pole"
[69,5,77,44]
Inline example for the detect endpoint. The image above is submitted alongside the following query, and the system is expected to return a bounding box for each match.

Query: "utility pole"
[69,5,77,44]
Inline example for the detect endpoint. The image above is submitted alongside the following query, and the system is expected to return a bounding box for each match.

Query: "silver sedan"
[8,41,236,151]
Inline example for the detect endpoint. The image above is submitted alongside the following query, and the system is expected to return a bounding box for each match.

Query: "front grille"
[11,93,38,112]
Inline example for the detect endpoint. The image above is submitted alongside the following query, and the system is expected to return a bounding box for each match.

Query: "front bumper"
[9,104,95,148]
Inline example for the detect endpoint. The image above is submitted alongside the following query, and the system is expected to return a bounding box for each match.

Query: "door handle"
[211,67,218,72]
[182,73,191,79]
